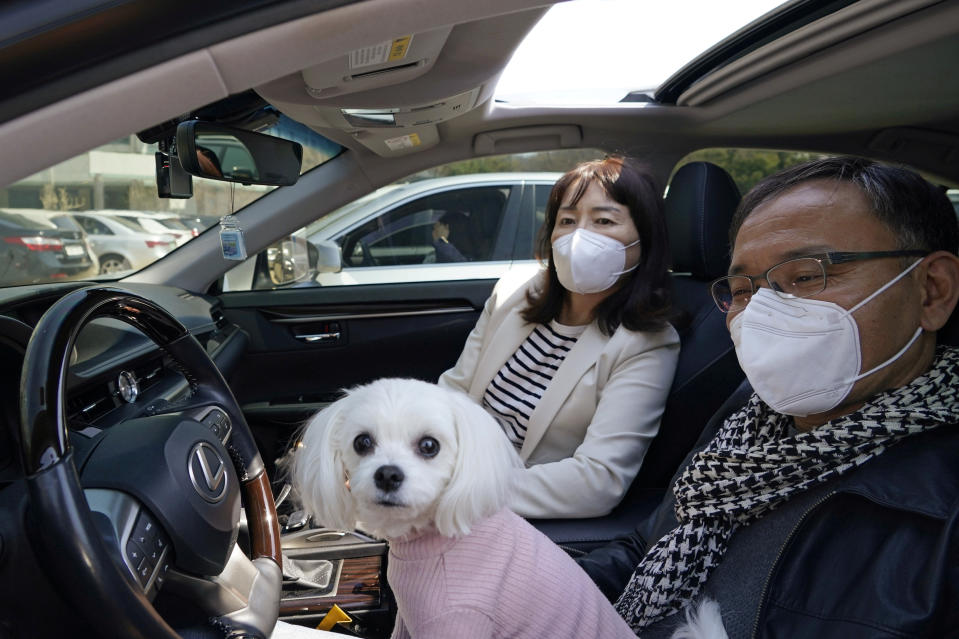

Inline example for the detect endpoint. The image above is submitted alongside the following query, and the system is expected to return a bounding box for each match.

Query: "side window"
[77,216,112,235]
[335,186,510,268]
[224,148,604,291]
[338,202,437,268]
[116,216,149,233]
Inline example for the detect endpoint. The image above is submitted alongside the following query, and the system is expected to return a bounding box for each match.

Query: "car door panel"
[219,279,494,466]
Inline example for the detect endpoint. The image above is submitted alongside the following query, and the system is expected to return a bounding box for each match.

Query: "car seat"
[465,190,507,260]
[531,161,745,550]
[633,161,745,490]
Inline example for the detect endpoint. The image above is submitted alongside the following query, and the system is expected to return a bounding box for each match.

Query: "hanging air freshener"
[219,215,247,260]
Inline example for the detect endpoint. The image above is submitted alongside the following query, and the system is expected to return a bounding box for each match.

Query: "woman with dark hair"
[440,156,679,519]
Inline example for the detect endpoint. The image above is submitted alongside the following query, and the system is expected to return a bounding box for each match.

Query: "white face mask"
[729,259,923,417]
[552,228,639,294]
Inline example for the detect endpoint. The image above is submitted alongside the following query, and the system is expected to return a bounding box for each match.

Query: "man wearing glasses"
[577,157,959,637]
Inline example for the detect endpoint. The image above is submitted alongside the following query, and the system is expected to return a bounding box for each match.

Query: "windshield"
[0,118,341,286]
[495,0,788,105]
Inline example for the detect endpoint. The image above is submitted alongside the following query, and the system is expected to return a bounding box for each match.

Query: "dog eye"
[417,437,440,458]
[353,433,374,455]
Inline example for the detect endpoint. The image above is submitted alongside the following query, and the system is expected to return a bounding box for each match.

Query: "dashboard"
[0,280,244,441]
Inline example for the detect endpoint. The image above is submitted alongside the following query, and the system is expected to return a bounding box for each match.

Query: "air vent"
[67,383,117,424]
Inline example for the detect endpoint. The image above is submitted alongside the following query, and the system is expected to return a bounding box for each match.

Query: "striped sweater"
[483,321,586,449]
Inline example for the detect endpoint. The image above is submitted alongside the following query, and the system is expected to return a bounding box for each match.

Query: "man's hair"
[523,155,672,334]
[437,211,468,235]
[729,156,959,256]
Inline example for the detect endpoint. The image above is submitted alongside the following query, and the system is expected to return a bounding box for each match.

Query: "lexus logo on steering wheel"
[188,442,228,503]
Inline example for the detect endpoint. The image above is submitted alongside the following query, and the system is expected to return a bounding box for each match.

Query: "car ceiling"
[1,0,958,217]
[0,0,361,126]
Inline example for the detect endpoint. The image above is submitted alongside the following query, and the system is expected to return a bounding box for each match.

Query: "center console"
[279,525,393,637]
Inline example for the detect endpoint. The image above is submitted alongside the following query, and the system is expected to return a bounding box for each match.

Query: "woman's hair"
[522,155,672,334]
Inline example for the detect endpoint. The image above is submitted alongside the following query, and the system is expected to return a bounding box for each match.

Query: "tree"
[40,184,89,211]
[678,149,825,195]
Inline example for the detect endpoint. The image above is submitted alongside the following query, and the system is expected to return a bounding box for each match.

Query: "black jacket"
[433,238,467,263]
[576,382,959,638]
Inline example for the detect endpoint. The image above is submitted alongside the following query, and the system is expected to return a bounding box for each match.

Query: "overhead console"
[337,88,479,129]
[306,86,481,157]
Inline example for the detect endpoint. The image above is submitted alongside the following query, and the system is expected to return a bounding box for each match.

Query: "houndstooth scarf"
[615,346,959,631]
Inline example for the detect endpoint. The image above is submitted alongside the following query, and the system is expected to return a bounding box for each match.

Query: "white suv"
[226,172,560,290]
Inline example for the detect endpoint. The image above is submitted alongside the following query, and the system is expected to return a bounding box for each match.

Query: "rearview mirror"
[176,121,303,186]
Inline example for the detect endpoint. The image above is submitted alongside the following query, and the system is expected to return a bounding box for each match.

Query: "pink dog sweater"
[387,508,635,638]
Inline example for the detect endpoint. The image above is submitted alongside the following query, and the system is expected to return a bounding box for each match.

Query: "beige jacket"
[439,270,680,519]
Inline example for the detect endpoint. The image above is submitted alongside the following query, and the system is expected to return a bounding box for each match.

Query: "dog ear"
[292,395,357,531]
[433,389,522,537]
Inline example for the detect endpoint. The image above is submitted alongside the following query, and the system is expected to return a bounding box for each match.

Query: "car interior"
[2,0,959,637]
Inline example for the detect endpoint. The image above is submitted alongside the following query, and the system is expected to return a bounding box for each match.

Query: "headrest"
[665,161,741,280]
[468,191,506,231]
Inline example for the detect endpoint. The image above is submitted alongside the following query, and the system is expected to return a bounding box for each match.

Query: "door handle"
[294,331,341,343]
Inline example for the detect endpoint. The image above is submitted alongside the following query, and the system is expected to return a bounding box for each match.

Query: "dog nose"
[374,465,404,492]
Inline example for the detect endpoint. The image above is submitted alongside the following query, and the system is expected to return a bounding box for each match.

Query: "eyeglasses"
[710,250,927,313]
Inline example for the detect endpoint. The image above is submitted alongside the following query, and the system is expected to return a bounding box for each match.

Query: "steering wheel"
[20,286,282,639]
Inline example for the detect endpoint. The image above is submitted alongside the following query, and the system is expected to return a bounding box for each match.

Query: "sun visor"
[301,26,453,99]
[349,125,440,157]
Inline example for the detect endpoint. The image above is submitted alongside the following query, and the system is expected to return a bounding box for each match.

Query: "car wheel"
[99,254,132,274]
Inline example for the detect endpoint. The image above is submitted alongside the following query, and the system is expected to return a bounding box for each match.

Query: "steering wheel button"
[126,540,144,565]
[132,512,159,548]
[203,412,227,437]
[136,559,152,587]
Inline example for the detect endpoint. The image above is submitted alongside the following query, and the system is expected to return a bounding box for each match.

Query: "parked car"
[94,210,194,247]
[72,211,178,274]
[0,208,96,285]
[134,212,196,245]
[1,0,958,637]
[224,173,558,289]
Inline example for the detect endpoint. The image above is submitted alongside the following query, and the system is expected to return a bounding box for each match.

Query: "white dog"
[293,378,635,639]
